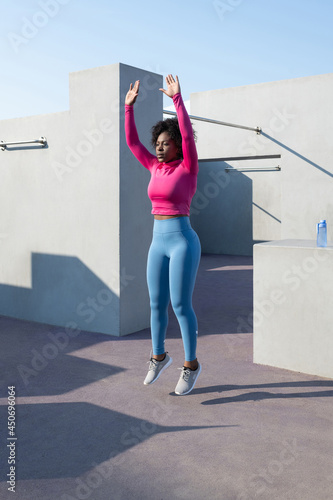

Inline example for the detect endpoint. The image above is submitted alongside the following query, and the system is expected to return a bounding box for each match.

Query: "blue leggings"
[147,216,201,361]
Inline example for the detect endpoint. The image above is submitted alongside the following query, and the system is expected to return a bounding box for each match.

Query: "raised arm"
[125,80,156,171]
[160,75,198,174]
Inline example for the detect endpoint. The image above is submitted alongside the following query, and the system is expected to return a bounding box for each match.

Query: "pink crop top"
[125,93,198,216]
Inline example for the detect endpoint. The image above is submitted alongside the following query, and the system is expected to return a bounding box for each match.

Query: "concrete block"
[253,239,333,378]
[0,63,163,335]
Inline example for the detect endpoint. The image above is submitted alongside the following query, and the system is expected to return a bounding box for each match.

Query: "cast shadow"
[0,252,128,396]
[191,380,333,405]
[0,402,235,481]
[164,253,253,338]
[0,252,120,335]
[261,132,333,178]
[111,253,254,342]
[192,161,253,256]
[0,311,124,397]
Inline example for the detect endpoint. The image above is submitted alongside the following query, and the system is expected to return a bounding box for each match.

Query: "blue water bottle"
[317,219,327,247]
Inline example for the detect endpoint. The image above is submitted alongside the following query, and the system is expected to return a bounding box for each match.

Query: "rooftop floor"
[0,254,332,500]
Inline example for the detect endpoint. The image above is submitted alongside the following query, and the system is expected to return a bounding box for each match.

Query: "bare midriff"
[154,214,188,220]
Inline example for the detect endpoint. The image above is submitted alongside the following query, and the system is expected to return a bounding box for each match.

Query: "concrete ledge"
[253,239,333,378]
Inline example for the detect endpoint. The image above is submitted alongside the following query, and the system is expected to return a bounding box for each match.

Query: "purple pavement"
[0,254,332,500]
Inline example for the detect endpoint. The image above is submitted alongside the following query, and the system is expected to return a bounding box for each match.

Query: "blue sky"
[1,0,332,120]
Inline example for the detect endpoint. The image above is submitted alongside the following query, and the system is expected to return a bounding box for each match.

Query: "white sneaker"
[143,353,173,385]
[175,363,201,395]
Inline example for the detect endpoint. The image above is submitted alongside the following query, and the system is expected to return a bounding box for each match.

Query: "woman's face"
[156,132,179,163]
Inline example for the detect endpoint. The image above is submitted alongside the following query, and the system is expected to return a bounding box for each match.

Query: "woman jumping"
[125,74,201,396]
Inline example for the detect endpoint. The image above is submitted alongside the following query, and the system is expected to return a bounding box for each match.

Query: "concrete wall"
[0,63,162,335]
[190,73,333,255]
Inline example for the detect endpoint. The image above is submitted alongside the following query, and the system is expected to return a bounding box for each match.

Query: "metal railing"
[199,154,280,162]
[199,154,281,172]
[163,110,261,134]
[1,136,47,150]
[225,166,281,172]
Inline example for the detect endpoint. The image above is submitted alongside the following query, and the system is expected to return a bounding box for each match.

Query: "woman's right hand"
[125,80,140,106]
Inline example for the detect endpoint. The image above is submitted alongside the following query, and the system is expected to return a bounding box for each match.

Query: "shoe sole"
[175,364,202,395]
[143,357,173,385]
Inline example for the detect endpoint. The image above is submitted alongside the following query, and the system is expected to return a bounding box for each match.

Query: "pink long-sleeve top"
[125,93,198,216]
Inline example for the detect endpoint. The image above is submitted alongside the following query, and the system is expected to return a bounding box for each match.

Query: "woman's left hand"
[159,74,181,98]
